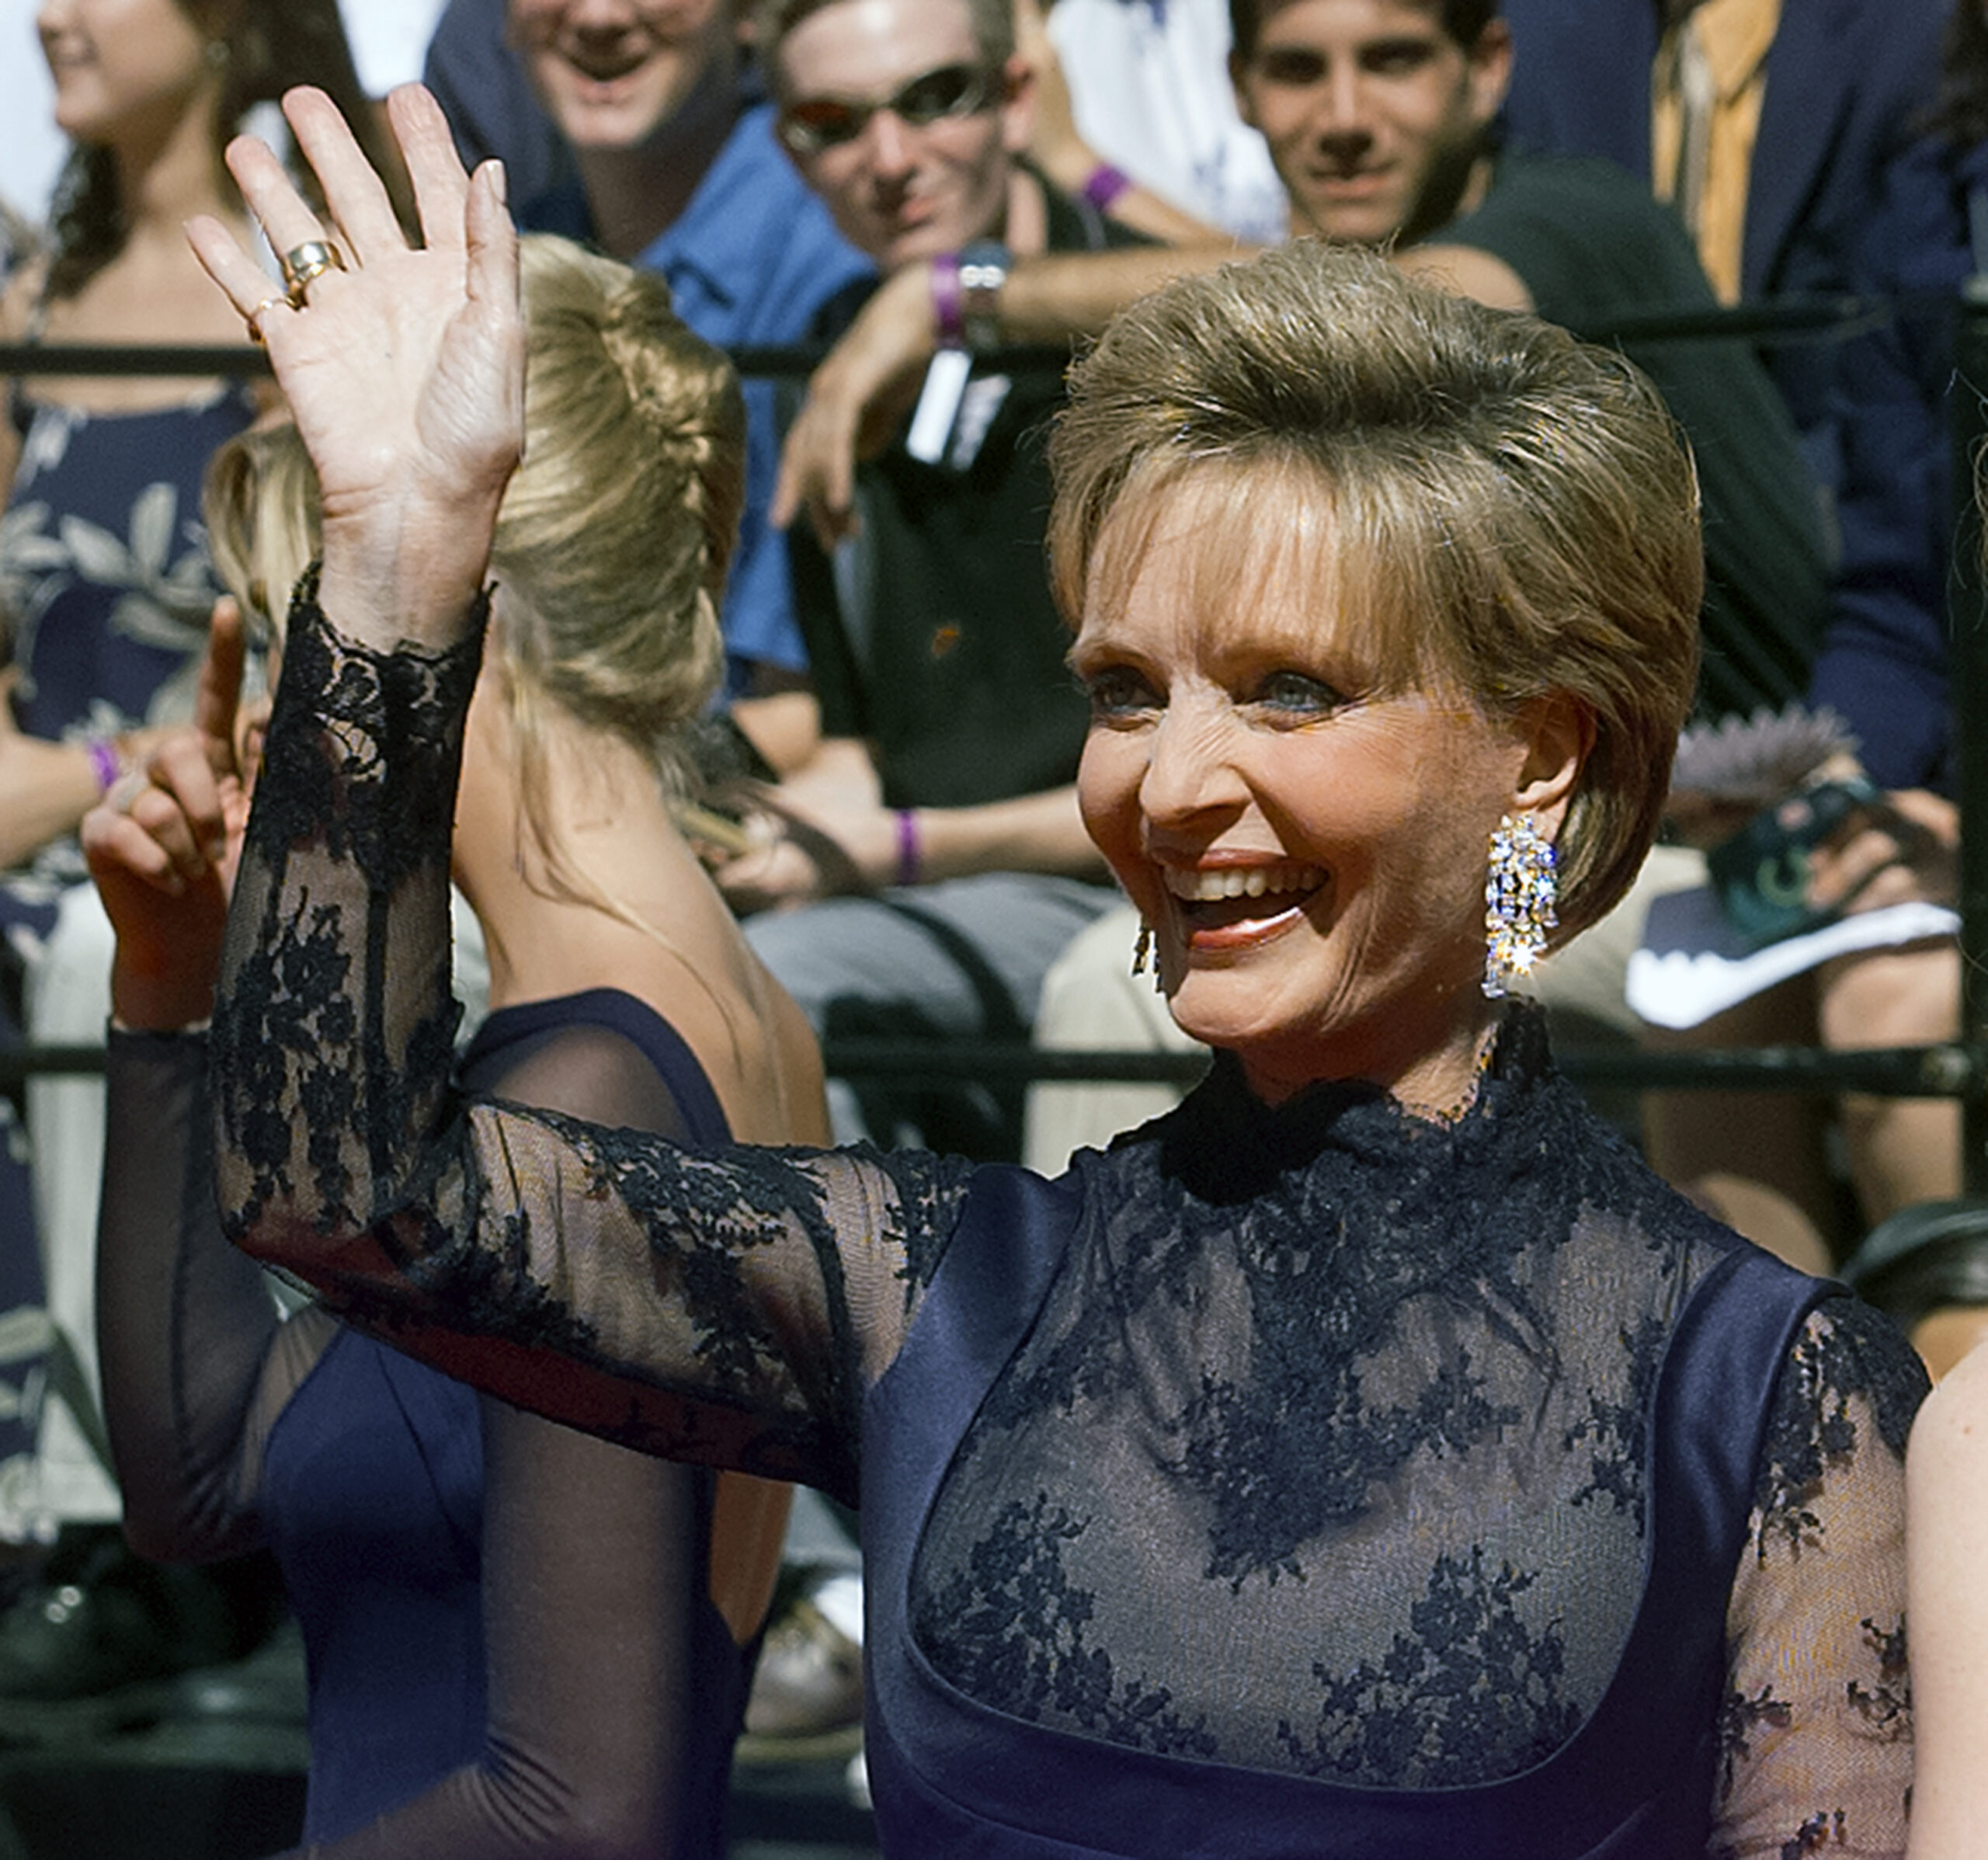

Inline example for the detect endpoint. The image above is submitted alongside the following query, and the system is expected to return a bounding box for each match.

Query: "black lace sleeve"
[212,584,972,1507]
[1711,1295,1925,1860]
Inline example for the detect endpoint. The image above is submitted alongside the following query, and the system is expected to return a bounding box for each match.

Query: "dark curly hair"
[46,0,408,300]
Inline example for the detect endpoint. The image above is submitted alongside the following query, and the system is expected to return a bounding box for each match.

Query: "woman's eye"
[1252,671,1343,716]
[1083,667,1159,719]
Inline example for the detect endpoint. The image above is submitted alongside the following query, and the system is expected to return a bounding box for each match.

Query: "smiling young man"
[435,0,871,728]
[706,0,1150,1157]
[1239,0,1510,249]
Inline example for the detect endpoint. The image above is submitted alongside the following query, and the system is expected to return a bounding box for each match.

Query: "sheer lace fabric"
[214,593,1924,1855]
[909,1059,1920,1853]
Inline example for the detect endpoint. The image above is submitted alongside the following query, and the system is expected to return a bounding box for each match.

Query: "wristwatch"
[958,239,1012,353]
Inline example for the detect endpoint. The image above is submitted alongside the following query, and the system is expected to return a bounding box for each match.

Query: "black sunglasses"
[777,62,999,154]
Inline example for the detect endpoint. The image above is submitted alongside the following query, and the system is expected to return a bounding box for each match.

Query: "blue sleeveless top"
[259,987,740,1849]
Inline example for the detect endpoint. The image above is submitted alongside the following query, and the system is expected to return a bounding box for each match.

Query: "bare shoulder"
[1907,1342,1988,1556]
[686,953,830,1149]
[762,981,832,1148]
[589,927,830,1149]
[1907,1342,1988,1859]
[1913,1343,1988,1462]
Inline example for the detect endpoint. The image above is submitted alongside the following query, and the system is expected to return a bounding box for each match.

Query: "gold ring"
[280,238,346,308]
[245,294,288,347]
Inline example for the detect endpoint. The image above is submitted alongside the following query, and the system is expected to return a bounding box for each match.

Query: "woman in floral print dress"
[0,0,392,1551]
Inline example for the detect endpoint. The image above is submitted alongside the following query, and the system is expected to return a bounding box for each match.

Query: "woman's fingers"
[283,85,406,264]
[84,801,187,897]
[85,770,224,898]
[195,600,247,781]
[387,84,474,256]
[186,84,521,648]
[184,211,291,335]
[464,154,515,310]
[142,734,231,875]
[224,124,333,280]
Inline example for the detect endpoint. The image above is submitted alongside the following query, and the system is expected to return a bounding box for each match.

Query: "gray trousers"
[745,873,1120,1157]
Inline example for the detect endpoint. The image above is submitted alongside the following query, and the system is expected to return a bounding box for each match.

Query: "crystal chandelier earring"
[1482,814,1558,997]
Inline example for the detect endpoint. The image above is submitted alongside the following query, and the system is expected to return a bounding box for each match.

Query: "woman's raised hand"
[185,85,523,650]
[82,603,257,1031]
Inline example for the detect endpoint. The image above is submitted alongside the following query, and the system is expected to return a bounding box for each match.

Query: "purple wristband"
[894,808,922,887]
[1080,162,1132,210]
[930,252,965,349]
[86,737,121,794]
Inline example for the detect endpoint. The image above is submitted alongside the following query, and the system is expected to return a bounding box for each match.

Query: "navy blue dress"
[267,989,751,1849]
[212,593,1927,1858]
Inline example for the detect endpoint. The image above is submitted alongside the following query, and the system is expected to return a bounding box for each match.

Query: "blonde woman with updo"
[82,231,825,1857]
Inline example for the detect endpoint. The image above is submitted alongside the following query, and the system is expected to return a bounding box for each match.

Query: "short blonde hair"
[1047,241,1702,941]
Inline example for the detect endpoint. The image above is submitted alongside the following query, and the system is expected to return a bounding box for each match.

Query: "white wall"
[0,0,65,228]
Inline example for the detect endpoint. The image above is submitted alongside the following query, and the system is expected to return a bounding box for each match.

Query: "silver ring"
[280,238,346,308]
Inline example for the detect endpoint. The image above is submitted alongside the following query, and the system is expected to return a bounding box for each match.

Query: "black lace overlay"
[214,597,1921,1851]
[216,572,484,1242]
[1566,1309,1668,1530]
[909,1035,1921,1833]
[1277,1547,1583,1785]
[1712,1297,1923,1858]
[212,589,974,1507]
[1750,1294,1923,1562]
[919,1491,1222,1760]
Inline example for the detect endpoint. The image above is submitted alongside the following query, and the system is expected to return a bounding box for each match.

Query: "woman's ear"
[1513,693,1593,838]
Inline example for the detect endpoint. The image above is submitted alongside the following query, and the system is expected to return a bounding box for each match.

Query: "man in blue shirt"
[429,0,873,745]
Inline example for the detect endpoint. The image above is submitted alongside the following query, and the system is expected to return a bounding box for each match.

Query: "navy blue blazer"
[1498,0,1947,305]
[1498,0,1962,777]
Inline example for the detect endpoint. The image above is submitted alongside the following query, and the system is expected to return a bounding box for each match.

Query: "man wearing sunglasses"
[709,0,1152,1159]
[770,1,1823,713]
